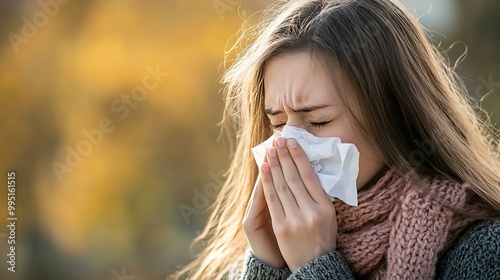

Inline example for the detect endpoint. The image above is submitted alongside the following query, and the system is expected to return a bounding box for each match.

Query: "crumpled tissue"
[251,126,359,206]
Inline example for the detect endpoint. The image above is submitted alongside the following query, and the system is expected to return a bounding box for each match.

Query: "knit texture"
[240,220,500,279]
[333,169,473,279]
[288,251,354,280]
[242,250,291,280]
[435,219,500,279]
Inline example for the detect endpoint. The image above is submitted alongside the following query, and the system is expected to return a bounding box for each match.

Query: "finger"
[266,146,300,216]
[274,137,314,208]
[287,138,330,204]
[261,162,286,221]
[243,174,265,219]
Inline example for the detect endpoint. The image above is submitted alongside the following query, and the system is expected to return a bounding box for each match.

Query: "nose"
[281,108,311,132]
[285,122,307,130]
[282,118,308,132]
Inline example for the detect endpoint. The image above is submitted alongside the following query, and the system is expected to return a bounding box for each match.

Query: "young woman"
[171,0,500,279]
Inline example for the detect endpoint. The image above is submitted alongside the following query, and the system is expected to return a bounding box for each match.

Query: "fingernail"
[268,147,276,157]
[276,137,286,148]
[287,139,298,148]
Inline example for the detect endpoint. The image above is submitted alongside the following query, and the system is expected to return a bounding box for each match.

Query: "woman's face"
[263,52,385,190]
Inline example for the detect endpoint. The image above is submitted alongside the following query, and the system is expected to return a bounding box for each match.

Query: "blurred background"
[0,0,498,279]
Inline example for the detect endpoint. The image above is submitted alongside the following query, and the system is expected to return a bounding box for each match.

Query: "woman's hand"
[242,158,286,269]
[261,137,338,272]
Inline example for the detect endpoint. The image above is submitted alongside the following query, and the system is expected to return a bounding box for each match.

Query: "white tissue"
[251,126,359,206]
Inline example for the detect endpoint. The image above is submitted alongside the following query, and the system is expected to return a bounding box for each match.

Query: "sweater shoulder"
[436,219,500,279]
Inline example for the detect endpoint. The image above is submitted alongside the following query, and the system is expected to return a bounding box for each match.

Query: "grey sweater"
[241,220,500,279]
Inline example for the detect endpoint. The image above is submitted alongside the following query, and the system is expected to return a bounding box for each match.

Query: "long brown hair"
[170,0,500,279]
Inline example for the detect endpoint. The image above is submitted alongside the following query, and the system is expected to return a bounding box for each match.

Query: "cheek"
[311,120,383,188]
[314,121,353,143]
[354,139,384,189]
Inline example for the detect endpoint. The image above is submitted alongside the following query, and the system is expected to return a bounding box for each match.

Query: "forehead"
[263,52,337,109]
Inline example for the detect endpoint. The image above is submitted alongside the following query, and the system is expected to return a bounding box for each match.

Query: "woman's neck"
[359,165,390,193]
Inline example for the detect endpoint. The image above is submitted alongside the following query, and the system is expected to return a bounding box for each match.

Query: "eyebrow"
[265,104,330,115]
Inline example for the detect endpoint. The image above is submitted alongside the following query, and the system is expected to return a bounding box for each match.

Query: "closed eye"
[270,121,331,129]
[271,123,286,129]
[310,121,331,128]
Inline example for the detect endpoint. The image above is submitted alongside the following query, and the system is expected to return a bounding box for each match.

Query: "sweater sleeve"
[240,252,291,280]
[240,250,354,280]
[288,251,355,280]
[435,220,500,280]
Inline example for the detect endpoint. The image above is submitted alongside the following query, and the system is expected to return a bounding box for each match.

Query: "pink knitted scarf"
[333,168,474,279]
